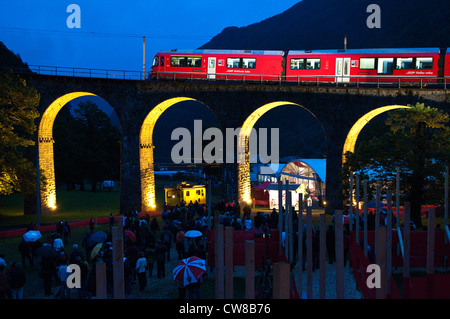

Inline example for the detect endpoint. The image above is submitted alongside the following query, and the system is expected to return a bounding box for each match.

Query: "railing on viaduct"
[5,65,450,89]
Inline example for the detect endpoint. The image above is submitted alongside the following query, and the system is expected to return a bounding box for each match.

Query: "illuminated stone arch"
[237,101,326,205]
[38,92,99,213]
[140,97,215,212]
[342,105,411,163]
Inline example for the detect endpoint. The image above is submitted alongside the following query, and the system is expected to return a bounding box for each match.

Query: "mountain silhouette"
[200,0,450,50]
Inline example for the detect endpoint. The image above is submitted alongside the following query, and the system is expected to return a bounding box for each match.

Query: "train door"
[335,57,350,82]
[207,57,216,79]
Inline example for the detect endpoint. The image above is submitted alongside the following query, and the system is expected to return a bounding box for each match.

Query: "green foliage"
[0,70,40,195]
[342,103,450,227]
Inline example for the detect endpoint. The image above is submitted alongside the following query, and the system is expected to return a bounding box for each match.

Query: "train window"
[396,57,413,69]
[160,57,165,67]
[242,58,256,69]
[152,56,159,67]
[360,58,375,69]
[290,58,305,70]
[227,58,241,68]
[171,56,187,67]
[416,57,433,69]
[187,57,202,67]
[186,191,190,197]
[377,58,394,74]
[306,58,321,69]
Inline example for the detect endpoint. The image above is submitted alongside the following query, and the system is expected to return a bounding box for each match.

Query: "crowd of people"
[2,196,429,300]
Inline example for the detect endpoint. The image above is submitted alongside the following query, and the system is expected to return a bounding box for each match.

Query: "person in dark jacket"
[9,262,26,299]
[0,264,10,299]
[18,239,32,268]
[155,240,166,278]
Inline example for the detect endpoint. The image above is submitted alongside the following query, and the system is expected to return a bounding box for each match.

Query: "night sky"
[0,0,300,71]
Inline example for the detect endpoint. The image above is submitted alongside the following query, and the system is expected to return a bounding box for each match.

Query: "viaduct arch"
[237,101,326,205]
[25,74,448,215]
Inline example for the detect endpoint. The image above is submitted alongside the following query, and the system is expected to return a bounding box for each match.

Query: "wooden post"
[355,175,360,244]
[225,226,233,299]
[306,205,313,299]
[278,179,283,255]
[288,190,293,263]
[95,262,106,299]
[403,202,411,278]
[285,180,289,259]
[375,185,381,254]
[386,190,392,296]
[445,166,449,243]
[215,223,224,299]
[427,207,436,274]
[245,240,255,299]
[335,210,344,299]
[273,262,290,299]
[208,179,212,230]
[363,180,368,257]
[349,172,353,232]
[297,192,303,298]
[376,226,387,299]
[319,213,326,299]
[112,227,124,299]
[396,168,404,259]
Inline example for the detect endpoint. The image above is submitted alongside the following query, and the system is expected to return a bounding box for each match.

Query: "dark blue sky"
[0,0,300,71]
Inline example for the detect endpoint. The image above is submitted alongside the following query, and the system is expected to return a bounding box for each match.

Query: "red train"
[150,48,450,85]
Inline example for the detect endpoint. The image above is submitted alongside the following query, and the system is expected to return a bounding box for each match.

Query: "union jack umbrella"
[173,256,206,287]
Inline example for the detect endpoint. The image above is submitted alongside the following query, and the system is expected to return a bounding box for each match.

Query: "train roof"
[288,48,441,55]
[157,49,284,55]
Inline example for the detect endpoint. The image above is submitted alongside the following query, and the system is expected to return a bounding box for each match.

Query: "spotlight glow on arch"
[237,101,324,206]
[38,92,97,213]
[140,97,204,212]
[342,105,411,163]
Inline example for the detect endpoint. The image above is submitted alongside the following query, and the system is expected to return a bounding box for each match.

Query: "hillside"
[0,41,29,71]
[200,0,450,50]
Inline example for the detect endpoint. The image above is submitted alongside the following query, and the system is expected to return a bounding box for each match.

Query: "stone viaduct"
[23,73,449,215]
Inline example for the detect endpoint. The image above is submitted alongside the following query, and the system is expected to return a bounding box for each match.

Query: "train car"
[285,48,442,84]
[151,49,284,81]
[164,182,206,207]
[445,50,450,78]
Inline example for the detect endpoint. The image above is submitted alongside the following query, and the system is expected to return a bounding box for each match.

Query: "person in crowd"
[135,252,147,291]
[56,260,70,299]
[18,239,32,269]
[8,262,26,299]
[175,228,186,260]
[155,240,166,278]
[161,226,173,261]
[0,262,10,299]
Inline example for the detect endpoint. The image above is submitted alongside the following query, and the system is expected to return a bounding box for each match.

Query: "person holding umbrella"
[18,239,32,269]
[173,256,206,299]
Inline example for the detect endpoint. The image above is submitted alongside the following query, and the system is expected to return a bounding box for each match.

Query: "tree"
[0,70,40,195]
[342,103,450,228]
[55,100,120,191]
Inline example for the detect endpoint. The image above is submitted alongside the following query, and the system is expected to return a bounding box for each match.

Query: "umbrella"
[173,256,206,287]
[125,230,136,242]
[184,230,202,238]
[90,231,107,244]
[90,243,103,260]
[35,245,56,258]
[23,230,42,242]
